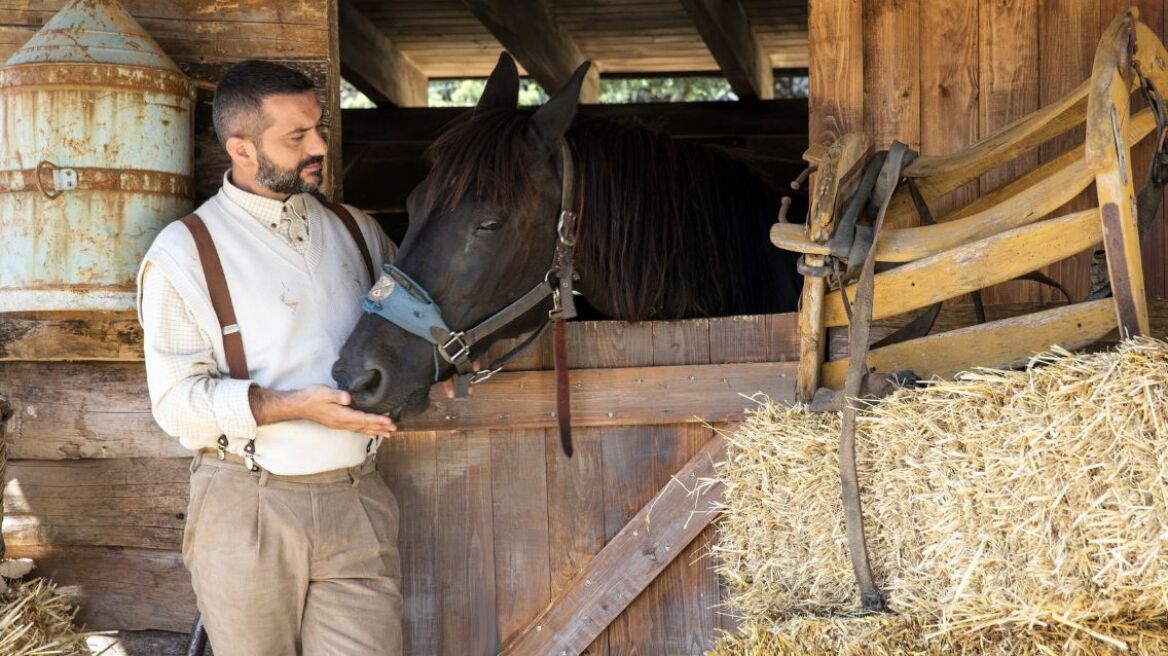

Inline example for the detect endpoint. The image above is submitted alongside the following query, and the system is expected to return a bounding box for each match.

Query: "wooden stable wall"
[809,0,1168,303]
[0,315,800,655]
[0,0,343,200]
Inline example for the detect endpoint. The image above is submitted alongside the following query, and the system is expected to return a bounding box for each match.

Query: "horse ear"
[477,52,519,110]
[528,60,592,146]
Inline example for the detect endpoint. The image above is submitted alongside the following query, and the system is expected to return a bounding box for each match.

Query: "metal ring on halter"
[35,160,63,200]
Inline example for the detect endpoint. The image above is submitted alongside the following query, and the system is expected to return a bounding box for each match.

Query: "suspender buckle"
[242,439,259,473]
[216,435,228,460]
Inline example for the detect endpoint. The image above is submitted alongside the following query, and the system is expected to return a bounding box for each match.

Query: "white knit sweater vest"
[142,191,389,474]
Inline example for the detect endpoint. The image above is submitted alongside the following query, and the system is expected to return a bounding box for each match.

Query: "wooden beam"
[338,0,427,107]
[6,545,196,633]
[0,359,797,459]
[821,299,1117,388]
[500,435,726,655]
[0,316,142,361]
[680,0,773,100]
[343,100,808,144]
[461,0,601,103]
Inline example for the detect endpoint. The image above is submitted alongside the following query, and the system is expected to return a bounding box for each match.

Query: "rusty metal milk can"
[0,0,193,313]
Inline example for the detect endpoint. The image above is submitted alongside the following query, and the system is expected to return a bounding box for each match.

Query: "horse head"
[333,53,591,418]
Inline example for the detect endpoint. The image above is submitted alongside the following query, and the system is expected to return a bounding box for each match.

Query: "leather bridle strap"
[838,140,914,612]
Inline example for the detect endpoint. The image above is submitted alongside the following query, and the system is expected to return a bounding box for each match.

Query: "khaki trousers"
[183,452,403,656]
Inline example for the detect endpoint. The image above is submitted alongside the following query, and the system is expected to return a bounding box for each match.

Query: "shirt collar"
[221,171,307,226]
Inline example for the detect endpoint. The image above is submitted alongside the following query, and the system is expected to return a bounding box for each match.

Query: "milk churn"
[0,0,194,312]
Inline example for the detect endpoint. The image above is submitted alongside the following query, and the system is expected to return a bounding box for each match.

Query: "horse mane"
[425,107,784,320]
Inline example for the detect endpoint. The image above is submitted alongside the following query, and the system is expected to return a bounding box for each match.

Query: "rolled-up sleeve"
[139,261,257,443]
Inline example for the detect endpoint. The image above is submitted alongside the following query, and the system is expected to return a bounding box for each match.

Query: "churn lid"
[4,0,181,71]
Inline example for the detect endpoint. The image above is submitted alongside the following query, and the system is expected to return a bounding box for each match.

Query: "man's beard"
[255,148,324,195]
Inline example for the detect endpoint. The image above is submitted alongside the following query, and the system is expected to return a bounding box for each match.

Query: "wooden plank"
[679,0,774,100]
[765,312,800,362]
[342,100,809,145]
[0,361,188,460]
[544,425,608,655]
[491,428,551,645]
[500,435,726,656]
[618,323,715,654]
[3,457,189,550]
[379,431,440,656]
[1034,0,1102,304]
[821,298,1118,388]
[976,0,1041,304]
[1087,12,1150,336]
[0,352,800,460]
[708,315,768,364]
[408,361,799,431]
[461,0,600,102]
[464,431,499,654]
[918,0,979,218]
[863,0,920,229]
[822,209,1104,327]
[807,0,863,146]
[5,545,195,634]
[0,315,142,361]
[339,0,427,107]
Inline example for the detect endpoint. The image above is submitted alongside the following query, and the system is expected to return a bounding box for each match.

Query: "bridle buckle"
[438,331,471,364]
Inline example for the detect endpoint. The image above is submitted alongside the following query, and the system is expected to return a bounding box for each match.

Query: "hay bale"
[0,578,90,655]
[706,616,1168,656]
[711,338,1168,649]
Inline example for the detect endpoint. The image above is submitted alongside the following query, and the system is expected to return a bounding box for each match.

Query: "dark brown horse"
[333,53,801,419]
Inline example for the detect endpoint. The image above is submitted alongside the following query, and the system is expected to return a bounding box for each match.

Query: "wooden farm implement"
[771,7,1168,610]
[773,8,1167,406]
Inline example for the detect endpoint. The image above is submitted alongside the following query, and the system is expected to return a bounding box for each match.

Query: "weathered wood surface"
[811,2,1168,303]
[0,0,341,202]
[0,315,142,361]
[0,359,796,461]
[3,458,189,550]
[821,299,1119,389]
[821,209,1103,327]
[501,435,726,656]
[6,545,196,634]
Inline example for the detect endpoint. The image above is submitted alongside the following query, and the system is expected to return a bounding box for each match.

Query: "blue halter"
[360,141,581,390]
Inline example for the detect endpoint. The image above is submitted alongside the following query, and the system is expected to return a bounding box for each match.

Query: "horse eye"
[476,218,504,232]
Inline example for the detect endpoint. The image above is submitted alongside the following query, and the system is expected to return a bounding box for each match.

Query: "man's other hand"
[250,384,397,437]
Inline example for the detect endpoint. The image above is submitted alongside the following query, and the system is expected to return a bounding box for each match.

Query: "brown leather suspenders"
[180,201,377,382]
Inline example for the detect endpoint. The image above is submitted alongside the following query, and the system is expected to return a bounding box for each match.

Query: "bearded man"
[137,60,403,655]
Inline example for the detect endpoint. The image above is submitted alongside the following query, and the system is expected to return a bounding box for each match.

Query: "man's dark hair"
[212,60,315,146]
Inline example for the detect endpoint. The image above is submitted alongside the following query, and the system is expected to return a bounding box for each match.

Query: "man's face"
[254,91,328,195]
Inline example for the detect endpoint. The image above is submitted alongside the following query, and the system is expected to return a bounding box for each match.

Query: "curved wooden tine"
[820,299,1118,389]
[771,109,1156,263]
[1087,9,1149,337]
[821,208,1103,327]
[879,79,1093,227]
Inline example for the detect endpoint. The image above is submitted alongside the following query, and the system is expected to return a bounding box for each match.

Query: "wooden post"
[0,394,11,558]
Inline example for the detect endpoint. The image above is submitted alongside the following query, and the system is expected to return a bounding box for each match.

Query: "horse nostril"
[349,368,383,395]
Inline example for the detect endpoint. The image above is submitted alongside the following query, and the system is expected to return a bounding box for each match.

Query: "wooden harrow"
[773,8,1168,404]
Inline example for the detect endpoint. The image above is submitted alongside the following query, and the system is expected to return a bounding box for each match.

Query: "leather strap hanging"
[181,214,249,380]
[837,140,915,612]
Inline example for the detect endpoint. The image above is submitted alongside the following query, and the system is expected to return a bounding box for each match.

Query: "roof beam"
[338,1,427,107]
[680,0,774,100]
[462,0,601,103]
